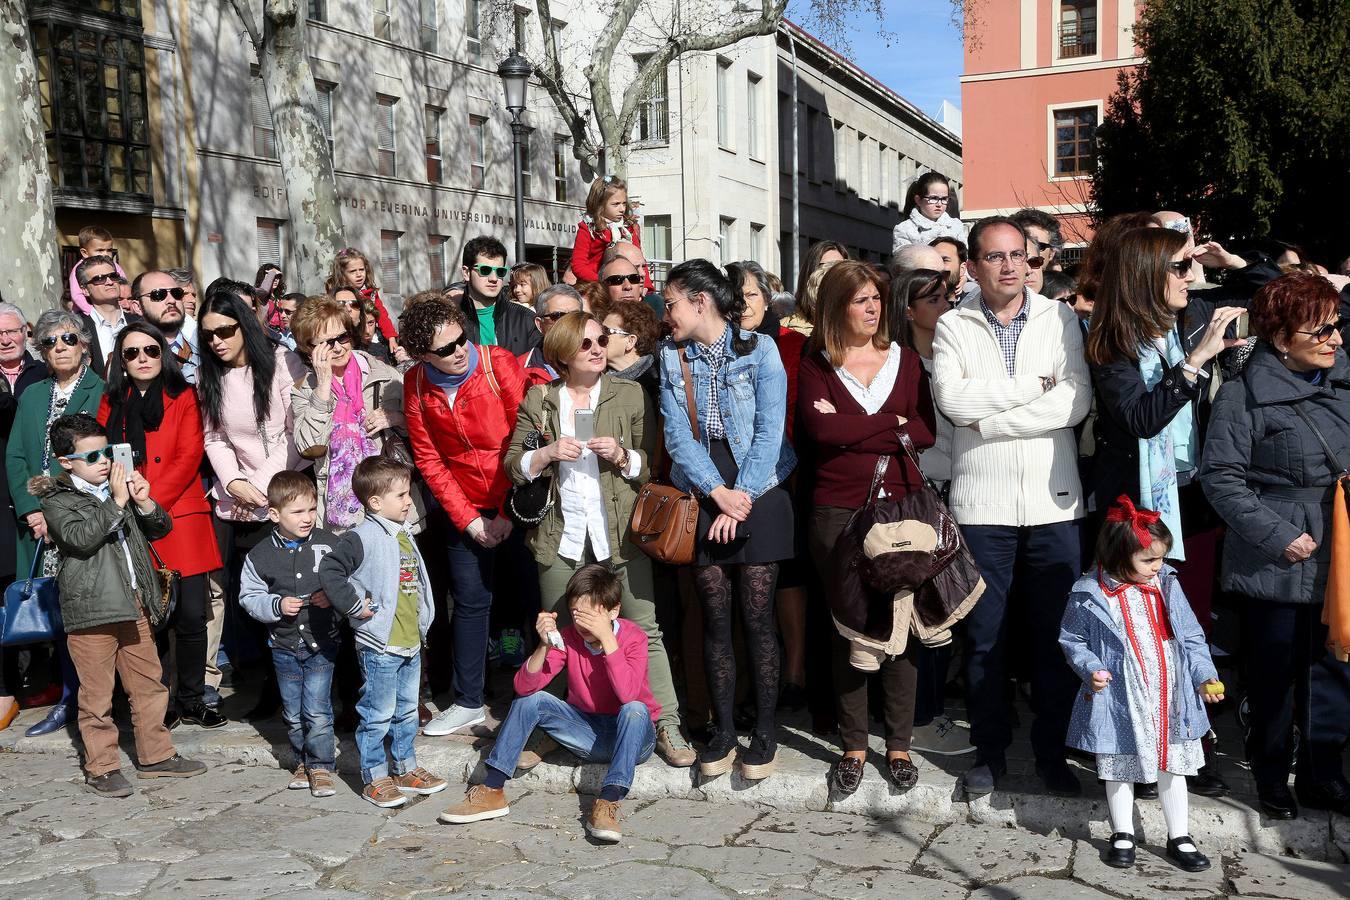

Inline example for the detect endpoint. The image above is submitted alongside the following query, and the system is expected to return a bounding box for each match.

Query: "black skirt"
[695,438,795,566]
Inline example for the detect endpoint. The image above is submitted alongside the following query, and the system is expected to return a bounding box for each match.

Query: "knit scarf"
[422,342,479,396]
[1136,331,1192,561]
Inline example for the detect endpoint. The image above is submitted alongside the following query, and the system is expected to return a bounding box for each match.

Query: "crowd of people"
[0,172,1347,863]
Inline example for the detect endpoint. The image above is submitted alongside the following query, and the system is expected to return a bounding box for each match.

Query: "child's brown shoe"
[289,763,309,790]
[586,798,623,843]
[308,768,337,798]
[395,767,447,795]
[362,776,407,808]
[438,785,509,823]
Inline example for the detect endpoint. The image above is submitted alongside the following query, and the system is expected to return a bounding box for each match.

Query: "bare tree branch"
[225,0,263,54]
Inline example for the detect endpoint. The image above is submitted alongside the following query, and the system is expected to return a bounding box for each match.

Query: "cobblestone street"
[1,745,1346,899]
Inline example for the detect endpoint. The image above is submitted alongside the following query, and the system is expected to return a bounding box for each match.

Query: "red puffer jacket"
[404,346,526,532]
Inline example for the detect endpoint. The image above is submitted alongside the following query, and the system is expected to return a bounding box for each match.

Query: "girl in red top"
[326,248,398,342]
[571,176,652,289]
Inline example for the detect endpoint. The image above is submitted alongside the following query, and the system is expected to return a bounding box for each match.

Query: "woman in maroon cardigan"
[796,260,935,797]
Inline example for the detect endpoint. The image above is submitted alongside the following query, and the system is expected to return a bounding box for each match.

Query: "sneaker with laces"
[438,784,509,823]
[586,798,623,843]
[289,763,309,790]
[362,776,407,808]
[85,769,134,798]
[497,629,526,668]
[308,768,336,798]
[137,754,207,778]
[738,732,777,781]
[656,724,696,768]
[423,704,486,737]
[910,715,975,756]
[395,767,448,795]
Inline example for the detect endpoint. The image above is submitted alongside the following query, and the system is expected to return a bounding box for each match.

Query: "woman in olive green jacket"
[505,312,693,767]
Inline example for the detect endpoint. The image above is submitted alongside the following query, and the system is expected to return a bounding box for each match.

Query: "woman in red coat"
[99,322,225,728]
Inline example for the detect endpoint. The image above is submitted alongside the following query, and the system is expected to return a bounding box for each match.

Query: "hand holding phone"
[573,409,595,443]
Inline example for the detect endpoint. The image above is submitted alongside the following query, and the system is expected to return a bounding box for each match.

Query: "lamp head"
[497,50,532,114]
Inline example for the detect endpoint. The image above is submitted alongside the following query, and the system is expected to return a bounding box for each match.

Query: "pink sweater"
[513,619,660,723]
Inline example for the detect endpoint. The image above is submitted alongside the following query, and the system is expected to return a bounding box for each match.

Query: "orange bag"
[1324,479,1350,663]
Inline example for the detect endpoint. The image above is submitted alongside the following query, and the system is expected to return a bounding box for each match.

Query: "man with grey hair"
[74,254,140,376]
[600,243,664,316]
[520,284,583,386]
[166,267,200,343]
[891,242,945,275]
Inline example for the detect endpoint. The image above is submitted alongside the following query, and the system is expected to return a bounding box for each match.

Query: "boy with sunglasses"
[454,235,540,357]
[30,413,206,797]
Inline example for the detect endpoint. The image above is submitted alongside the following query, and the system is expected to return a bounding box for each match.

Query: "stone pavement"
[0,748,1347,899]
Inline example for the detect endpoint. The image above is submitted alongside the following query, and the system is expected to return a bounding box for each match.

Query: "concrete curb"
[3,718,1346,863]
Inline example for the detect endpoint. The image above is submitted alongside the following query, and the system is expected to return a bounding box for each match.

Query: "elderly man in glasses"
[518,285,584,387]
[74,255,142,378]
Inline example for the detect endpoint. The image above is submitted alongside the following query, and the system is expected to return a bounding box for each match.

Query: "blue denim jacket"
[1059,565,1219,756]
[657,328,796,499]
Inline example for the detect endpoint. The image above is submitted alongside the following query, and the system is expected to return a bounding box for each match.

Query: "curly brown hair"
[594,297,661,356]
[398,294,466,356]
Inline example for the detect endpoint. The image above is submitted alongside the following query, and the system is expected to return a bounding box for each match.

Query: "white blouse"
[834,342,901,414]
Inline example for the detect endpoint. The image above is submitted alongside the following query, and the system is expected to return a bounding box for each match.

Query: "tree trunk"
[0,2,61,318]
[259,0,343,291]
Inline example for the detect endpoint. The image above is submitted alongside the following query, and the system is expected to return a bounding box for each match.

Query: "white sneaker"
[423,704,486,736]
[910,715,975,756]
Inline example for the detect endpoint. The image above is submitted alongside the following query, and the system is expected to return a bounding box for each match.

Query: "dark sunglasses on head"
[603,273,643,286]
[471,264,510,279]
[1165,260,1193,277]
[431,332,470,357]
[1296,318,1349,344]
[121,344,162,362]
[138,287,185,303]
[579,334,610,352]
[317,333,353,349]
[62,446,114,464]
[86,272,118,286]
[200,323,241,342]
[39,332,81,349]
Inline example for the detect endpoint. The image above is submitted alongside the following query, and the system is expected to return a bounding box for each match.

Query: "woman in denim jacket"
[658,259,796,782]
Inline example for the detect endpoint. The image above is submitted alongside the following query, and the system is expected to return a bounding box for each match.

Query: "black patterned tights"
[694,563,780,739]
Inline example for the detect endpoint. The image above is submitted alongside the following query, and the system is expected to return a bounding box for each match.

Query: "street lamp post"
[497,50,533,265]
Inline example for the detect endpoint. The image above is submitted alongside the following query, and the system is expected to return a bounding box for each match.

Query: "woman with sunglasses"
[96,322,225,729]
[4,310,104,736]
[891,173,966,253]
[290,297,411,531]
[1200,273,1350,820]
[596,297,662,405]
[505,311,694,767]
[400,296,534,737]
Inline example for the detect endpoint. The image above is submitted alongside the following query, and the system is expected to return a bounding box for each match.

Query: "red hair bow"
[1105,494,1161,549]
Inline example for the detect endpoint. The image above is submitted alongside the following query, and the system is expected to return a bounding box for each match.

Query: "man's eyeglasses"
[1031,240,1055,254]
[317,333,353,350]
[0,327,25,341]
[61,446,114,464]
[603,273,644,286]
[200,323,241,342]
[86,272,118,286]
[979,251,1028,266]
[1295,318,1348,344]
[537,311,573,322]
[921,195,950,204]
[471,264,510,279]
[138,287,186,303]
[579,335,611,352]
[1165,261,1193,277]
[39,332,81,349]
[1026,256,1046,270]
[431,332,470,357]
[121,344,162,361]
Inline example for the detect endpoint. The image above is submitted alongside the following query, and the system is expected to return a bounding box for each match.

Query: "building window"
[549,19,566,52]
[1058,1,1098,59]
[833,121,846,190]
[31,18,153,197]
[465,0,481,61]
[777,92,790,173]
[746,74,763,160]
[513,7,530,52]
[1053,105,1098,176]
[519,127,532,198]
[780,231,794,289]
[250,68,277,159]
[643,215,673,288]
[380,230,402,296]
[308,0,326,22]
[428,234,448,287]
[256,218,283,269]
[420,0,438,52]
[806,108,821,181]
[633,54,668,144]
[315,80,335,159]
[469,114,487,188]
[553,135,568,202]
[372,0,392,40]
[425,105,443,183]
[718,217,734,264]
[377,95,397,176]
[716,58,731,149]
[853,132,864,196]
[750,223,765,263]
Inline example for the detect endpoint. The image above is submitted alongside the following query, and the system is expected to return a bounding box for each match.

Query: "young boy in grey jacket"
[317,457,446,808]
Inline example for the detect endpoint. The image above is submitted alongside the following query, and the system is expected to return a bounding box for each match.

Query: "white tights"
[1104,773,1194,851]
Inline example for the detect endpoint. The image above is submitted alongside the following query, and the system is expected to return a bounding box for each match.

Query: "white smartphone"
[573,409,595,443]
[110,442,135,473]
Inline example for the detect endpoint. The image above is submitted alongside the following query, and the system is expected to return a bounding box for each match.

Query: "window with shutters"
[380,230,402,296]
[469,114,486,188]
[716,58,731,149]
[308,0,326,22]
[642,215,673,288]
[425,105,443,183]
[377,95,397,176]
[746,74,763,161]
[632,54,668,145]
[251,68,277,159]
[420,0,438,52]
[256,219,283,269]
[553,135,568,202]
[315,81,335,159]
[465,0,481,61]
[428,234,448,287]
[372,0,392,41]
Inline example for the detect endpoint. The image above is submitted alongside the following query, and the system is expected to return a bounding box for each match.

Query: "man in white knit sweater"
[931,217,1092,799]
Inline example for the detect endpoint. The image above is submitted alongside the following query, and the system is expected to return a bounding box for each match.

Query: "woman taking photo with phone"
[98,322,225,728]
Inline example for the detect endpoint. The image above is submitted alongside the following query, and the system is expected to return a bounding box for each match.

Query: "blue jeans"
[355,648,420,783]
[272,645,337,771]
[486,691,655,791]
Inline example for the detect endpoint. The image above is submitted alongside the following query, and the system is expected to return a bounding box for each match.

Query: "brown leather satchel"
[629,351,700,565]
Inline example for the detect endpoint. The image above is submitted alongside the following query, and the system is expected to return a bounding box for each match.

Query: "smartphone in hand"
[573,409,595,442]
[110,442,136,473]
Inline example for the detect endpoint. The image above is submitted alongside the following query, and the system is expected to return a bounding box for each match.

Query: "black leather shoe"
[180,701,227,729]
[1257,785,1298,820]
[1135,781,1158,800]
[1189,764,1229,798]
[1296,779,1350,817]
[1036,761,1083,797]
[1103,832,1135,868]
[1166,836,1210,872]
[831,756,864,795]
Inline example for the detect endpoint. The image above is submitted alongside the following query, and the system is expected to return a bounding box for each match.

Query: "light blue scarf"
[421,342,480,398]
[1136,330,1192,561]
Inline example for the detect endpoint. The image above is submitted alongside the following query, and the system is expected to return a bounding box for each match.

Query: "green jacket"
[506,374,655,567]
[5,368,105,576]
[31,474,173,632]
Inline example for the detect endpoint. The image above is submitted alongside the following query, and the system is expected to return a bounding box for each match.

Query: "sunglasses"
[61,446,114,464]
[1026,256,1046,270]
[86,272,118,286]
[603,273,644,286]
[200,323,241,342]
[138,287,186,303]
[1295,318,1348,345]
[1165,260,1193,277]
[121,344,162,361]
[605,326,634,338]
[317,333,353,349]
[1031,240,1054,254]
[431,332,470,357]
[39,332,81,349]
[335,297,361,308]
[579,335,610,352]
[471,264,510,279]
[537,311,572,322]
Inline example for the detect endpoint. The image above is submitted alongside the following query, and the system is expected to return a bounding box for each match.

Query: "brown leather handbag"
[629,352,700,565]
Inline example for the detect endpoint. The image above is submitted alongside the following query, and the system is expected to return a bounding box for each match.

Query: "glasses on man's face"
[62,446,114,464]
[604,273,643,286]
[1295,318,1348,345]
[200,323,241,342]
[431,332,470,357]
[980,250,1028,266]
[578,335,611,353]
[121,344,162,362]
[138,287,186,303]
[1026,256,1046,270]
[86,272,118,286]
[471,264,510,279]
[1031,240,1054,254]
[39,332,81,349]
[0,327,24,341]
[922,195,950,204]
[1165,261,1193,277]
[538,311,572,322]
[317,333,353,350]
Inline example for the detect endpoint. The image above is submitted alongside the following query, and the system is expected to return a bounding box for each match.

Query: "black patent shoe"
[1257,785,1298,820]
[1103,832,1135,868]
[831,756,864,795]
[180,701,227,729]
[888,755,919,790]
[1189,764,1229,798]
[1166,836,1210,872]
[1135,781,1158,800]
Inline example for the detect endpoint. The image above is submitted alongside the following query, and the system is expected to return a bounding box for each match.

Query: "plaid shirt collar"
[979,289,1030,376]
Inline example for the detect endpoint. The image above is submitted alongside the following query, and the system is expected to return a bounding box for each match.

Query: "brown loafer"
[888,755,919,789]
[832,756,865,795]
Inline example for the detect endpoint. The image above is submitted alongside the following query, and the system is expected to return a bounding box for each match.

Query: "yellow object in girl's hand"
[1202,680,1225,696]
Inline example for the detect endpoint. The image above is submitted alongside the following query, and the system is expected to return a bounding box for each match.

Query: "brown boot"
[438,784,509,824]
[586,798,623,843]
